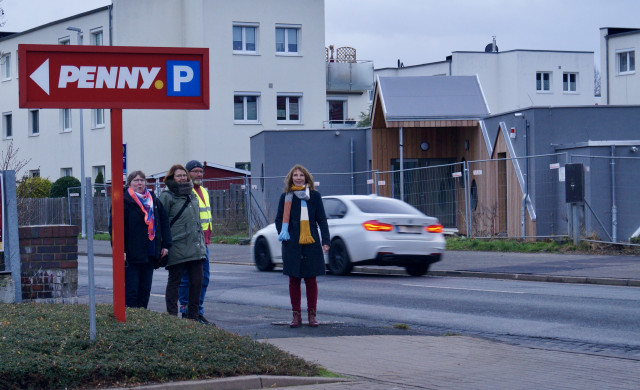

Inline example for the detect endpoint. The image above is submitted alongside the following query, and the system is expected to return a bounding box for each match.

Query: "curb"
[109,375,349,390]
[427,270,640,287]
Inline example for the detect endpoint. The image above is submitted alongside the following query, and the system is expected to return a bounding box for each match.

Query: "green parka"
[159,180,207,267]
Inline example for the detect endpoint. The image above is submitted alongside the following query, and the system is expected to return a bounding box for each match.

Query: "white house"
[600,27,639,105]
[375,39,596,114]
[0,0,327,182]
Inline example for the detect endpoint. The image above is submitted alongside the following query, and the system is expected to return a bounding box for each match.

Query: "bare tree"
[1,141,31,178]
[594,67,601,97]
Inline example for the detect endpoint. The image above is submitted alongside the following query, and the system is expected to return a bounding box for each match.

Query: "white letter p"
[173,66,193,92]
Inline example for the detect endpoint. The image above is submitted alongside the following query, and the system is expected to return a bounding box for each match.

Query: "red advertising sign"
[19,44,209,109]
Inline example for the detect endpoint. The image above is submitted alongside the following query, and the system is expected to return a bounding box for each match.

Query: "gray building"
[250,78,640,243]
[250,128,370,226]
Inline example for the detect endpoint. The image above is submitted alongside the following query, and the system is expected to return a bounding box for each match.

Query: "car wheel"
[405,263,430,276]
[329,239,352,275]
[254,237,275,272]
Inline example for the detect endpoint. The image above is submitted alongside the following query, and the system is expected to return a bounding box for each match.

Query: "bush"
[0,304,321,389]
[16,176,52,198]
[49,176,81,198]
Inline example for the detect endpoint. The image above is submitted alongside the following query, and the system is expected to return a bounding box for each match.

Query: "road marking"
[402,283,525,294]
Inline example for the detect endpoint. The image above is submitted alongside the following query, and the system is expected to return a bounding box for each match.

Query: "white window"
[277,94,301,123]
[563,72,577,92]
[276,25,300,54]
[91,29,103,46]
[59,36,71,45]
[2,112,11,139]
[233,24,257,53]
[617,49,635,74]
[61,108,72,132]
[536,71,551,92]
[234,93,260,123]
[29,169,40,178]
[29,110,39,136]
[92,165,106,180]
[61,168,73,177]
[1,52,10,80]
[327,98,347,124]
[93,109,105,128]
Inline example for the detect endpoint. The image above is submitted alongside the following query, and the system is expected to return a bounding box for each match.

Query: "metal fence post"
[464,160,471,237]
[245,176,252,239]
[84,177,97,340]
[67,187,72,225]
[610,146,617,243]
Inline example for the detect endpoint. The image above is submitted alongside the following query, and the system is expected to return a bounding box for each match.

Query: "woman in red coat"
[275,164,330,327]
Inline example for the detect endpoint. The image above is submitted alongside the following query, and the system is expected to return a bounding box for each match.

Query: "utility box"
[565,163,584,203]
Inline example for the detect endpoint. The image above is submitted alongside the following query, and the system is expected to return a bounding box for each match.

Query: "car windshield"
[351,198,423,215]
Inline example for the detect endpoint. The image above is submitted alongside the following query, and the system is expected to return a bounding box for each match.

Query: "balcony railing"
[326,60,374,92]
[323,120,358,129]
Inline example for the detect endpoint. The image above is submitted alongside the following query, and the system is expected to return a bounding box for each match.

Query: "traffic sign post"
[19,44,209,322]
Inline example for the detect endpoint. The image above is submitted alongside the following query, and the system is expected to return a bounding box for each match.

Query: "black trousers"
[124,259,155,309]
[165,259,204,319]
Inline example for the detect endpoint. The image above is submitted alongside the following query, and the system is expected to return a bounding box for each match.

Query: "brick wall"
[19,225,79,303]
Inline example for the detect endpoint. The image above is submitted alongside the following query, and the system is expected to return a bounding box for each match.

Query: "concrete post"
[3,170,22,302]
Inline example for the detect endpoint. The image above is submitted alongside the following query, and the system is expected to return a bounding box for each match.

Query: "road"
[78,256,640,359]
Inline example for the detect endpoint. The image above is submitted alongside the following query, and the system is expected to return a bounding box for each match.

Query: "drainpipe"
[350,137,355,195]
[611,145,617,242]
[605,33,610,104]
[399,127,404,201]
[521,117,529,238]
[108,4,113,46]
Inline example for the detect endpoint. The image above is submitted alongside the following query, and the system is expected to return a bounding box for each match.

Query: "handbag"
[153,254,168,269]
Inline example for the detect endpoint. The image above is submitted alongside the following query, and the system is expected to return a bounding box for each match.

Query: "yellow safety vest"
[193,186,213,232]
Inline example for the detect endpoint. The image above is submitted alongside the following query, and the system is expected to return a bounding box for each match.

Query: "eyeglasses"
[190,169,204,174]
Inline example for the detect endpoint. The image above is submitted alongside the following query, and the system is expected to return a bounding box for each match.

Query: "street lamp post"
[67,26,86,238]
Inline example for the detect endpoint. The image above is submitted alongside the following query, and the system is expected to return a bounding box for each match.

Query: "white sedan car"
[251,195,445,276]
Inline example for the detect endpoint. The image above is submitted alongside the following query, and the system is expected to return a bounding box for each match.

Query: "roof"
[377,75,489,121]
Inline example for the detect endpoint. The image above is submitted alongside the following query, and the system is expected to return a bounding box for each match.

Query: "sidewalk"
[83,239,640,389]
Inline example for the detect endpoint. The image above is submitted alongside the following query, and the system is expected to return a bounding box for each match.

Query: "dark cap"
[185,160,203,172]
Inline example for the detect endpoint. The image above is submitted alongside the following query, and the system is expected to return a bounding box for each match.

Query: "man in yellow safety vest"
[179,160,214,325]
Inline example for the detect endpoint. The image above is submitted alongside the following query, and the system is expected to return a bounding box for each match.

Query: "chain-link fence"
[569,154,640,244]
[15,154,640,245]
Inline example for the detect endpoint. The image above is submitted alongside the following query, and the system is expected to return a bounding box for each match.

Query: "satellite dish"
[484,43,499,53]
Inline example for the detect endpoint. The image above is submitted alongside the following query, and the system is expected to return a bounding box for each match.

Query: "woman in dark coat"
[275,164,330,327]
[115,170,172,309]
[159,164,207,321]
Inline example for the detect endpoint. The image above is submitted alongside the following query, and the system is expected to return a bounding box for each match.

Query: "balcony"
[326,60,374,92]
[325,46,374,92]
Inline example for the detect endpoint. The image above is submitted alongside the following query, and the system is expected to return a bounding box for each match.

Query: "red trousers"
[289,276,318,312]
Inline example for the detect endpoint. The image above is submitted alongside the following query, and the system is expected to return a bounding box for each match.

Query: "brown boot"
[289,311,302,328]
[308,309,319,327]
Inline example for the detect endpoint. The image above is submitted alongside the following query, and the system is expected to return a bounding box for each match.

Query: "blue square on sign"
[166,60,201,97]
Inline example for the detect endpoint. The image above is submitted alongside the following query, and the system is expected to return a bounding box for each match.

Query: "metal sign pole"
[84,177,96,339]
[110,108,126,322]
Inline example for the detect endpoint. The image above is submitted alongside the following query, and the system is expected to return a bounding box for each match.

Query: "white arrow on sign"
[29,58,50,95]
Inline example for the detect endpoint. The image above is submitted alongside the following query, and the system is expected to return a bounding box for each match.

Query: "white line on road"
[402,283,526,294]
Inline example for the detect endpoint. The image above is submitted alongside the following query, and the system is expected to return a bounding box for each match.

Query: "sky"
[2,0,639,69]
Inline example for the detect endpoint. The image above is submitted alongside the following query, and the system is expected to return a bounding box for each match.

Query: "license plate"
[396,225,422,234]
